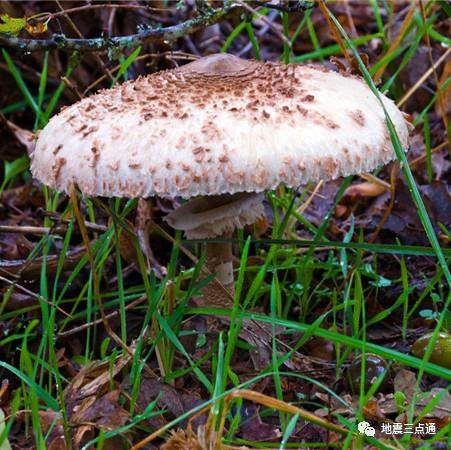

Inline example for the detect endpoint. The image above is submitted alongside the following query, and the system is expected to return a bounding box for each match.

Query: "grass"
[0,2,450,449]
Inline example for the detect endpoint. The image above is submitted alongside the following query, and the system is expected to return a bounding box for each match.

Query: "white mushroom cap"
[31,53,410,199]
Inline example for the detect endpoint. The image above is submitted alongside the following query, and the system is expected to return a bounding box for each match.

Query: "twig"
[1,2,315,53]
[32,3,169,20]
[0,275,71,318]
[57,295,147,337]
[397,47,450,107]
[409,140,449,168]
[0,222,107,235]
[55,0,114,82]
[0,4,245,53]
[235,0,292,49]
[0,225,62,235]
[359,173,391,191]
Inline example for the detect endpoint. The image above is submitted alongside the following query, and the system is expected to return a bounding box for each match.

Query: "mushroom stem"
[205,231,234,297]
[163,192,265,307]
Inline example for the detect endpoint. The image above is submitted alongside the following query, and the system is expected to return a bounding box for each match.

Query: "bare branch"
[0,4,245,53]
[0,1,315,54]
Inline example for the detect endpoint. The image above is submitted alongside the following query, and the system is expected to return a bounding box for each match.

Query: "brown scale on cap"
[76,123,88,133]
[52,144,63,155]
[51,157,66,183]
[128,161,141,169]
[348,109,366,127]
[82,126,98,139]
[321,156,339,177]
[302,94,315,102]
[32,53,410,200]
[201,122,222,141]
[89,145,100,168]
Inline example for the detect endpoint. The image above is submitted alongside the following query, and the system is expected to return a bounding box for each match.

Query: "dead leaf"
[38,411,67,450]
[344,182,388,199]
[415,388,451,419]
[314,392,353,417]
[304,337,336,361]
[0,232,34,260]
[394,369,416,401]
[378,388,451,420]
[436,59,451,115]
[73,424,94,450]
[239,409,282,442]
[0,113,35,158]
[71,390,129,430]
[363,397,385,420]
[63,356,131,448]
[121,376,205,431]
[24,20,48,37]
[65,356,130,403]
[47,436,67,450]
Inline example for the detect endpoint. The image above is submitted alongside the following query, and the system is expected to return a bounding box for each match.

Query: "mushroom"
[31,53,410,306]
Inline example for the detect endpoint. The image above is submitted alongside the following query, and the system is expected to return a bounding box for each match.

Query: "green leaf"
[1,155,29,195]
[0,360,59,410]
[394,391,407,413]
[0,14,26,36]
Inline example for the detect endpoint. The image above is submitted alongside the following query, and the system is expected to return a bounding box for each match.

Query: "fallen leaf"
[38,411,67,450]
[378,388,451,420]
[394,369,416,401]
[415,388,451,419]
[0,114,35,158]
[64,356,131,448]
[436,59,451,115]
[343,181,388,199]
[71,390,129,430]
[121,376,205,431]
[239,411,281,442]
[24,20,48,37]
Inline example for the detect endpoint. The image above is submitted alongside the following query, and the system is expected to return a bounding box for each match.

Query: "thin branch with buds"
[0,1,315,53]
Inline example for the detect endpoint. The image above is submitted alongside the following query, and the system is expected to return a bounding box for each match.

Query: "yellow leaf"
[0,14,26,36]
[24,20,48,37]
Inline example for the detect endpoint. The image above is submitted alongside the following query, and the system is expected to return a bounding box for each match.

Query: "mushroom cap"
[164,192,265,239]
[31,53,410,199]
